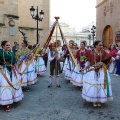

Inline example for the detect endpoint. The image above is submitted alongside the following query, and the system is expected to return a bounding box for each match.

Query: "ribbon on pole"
[54,16,59,88]
[21,21,57,75]
[58,23,65,45]
[58,22,80,72]
[18,21,57,64]
[0,68,22,90]
[43,22,57,54]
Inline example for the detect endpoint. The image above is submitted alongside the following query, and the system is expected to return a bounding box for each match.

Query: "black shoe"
[26,87,30,92]
[57,85,61,88]
[59,71,62,74]
[48,84,52,88]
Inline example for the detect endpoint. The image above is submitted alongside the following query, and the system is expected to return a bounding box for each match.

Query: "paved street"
[0,67,120,120]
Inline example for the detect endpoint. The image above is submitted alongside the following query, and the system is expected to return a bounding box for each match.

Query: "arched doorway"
[103,25,113,47]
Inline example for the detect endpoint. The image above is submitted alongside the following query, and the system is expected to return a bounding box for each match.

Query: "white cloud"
[50,0,96,31]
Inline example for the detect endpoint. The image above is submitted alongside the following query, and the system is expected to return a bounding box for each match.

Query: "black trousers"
[58,61,61,73]
[50,63,58,76]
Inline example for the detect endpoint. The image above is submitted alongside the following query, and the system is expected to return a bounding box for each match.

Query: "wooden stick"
[21,25,54,75]
[54,17,59,88]
[58,23,80,72]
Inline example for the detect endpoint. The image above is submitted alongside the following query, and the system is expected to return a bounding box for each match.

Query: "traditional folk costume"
[71,49,90,87]
[62,49,69,73]
[62,57,68,73]
[0,49,23,105]
[35,48,46,75]
[16,47,37,87]
[108,49,117,74]
[57,46,63,73]
[115,50,120,76]
[48,48,61,87]
[64,48,74,81]
[82,50,113,103]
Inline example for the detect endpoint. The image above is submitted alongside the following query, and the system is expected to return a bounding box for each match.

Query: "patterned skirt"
[71,67,84,87]
[0,67,23,105]
[82,67,113,103]
[35,56,46,74]
[19,60,37,87]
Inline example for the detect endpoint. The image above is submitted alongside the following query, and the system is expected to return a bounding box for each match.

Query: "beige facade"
[18,0,50,45]
[0,0,50,46]
[96,0,120,47]
[0,0,19,45]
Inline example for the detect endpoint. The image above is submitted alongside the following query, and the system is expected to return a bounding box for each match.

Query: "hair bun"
[23,40,28,47]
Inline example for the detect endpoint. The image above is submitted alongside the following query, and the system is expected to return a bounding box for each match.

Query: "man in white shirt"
[48,42,61,88]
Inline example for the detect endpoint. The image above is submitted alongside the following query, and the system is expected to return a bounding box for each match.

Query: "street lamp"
[88,34,91,46]
[30,6,44,44]
[91,25,96,44]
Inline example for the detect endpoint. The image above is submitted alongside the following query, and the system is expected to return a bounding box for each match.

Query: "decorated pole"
[58,23,80,72]
[21,22,57,75]
[54,16,60,88]
[43,23,57,54]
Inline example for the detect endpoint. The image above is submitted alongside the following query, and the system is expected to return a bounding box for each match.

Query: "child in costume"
[48,42,61,88]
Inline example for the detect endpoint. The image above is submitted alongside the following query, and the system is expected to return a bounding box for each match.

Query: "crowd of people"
[0,39,120,111]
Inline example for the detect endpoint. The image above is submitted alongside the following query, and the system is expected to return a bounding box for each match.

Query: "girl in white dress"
[0,41,23,111]
[82,41,113,107]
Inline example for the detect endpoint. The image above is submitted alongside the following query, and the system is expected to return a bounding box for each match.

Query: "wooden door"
[103,26,113,47]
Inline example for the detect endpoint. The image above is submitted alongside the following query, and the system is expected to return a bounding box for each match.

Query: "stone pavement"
[0,69,120,120]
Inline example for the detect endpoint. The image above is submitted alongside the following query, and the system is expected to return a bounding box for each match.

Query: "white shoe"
[93,103,97,107]
[115,74,119,76]
[97,103,101,107]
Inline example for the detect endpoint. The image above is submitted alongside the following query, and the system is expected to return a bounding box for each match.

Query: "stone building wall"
[0,0,50,46]
[18,0,50,45]
[0,0,19,45]
[96,0,120,45]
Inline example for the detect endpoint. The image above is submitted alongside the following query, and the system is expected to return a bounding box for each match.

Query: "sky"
[50,0,96,32]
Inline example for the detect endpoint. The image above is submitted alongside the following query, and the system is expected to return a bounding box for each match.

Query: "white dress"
[0,67,24,105]
[19,59,37,87]
[65,59,74,80]
[62,58,68,73]
[108,61,116,74]
[71,66,84,87]
[82,65,113,103]
[35,54,46,75]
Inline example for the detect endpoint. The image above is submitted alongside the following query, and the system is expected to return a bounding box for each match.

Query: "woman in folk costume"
[48,42,61,88]
[0,41,23,111]
[57,40,63,73]
[28,45,37,81]
[16,40,37,91]
[34,44,46,76]
[114,45,120,76]
[65,43,74,81]
[82,40,113,107]
[62,44,69,73]
[71,42,90,87]
[108,44,117,74]
[103,46,110,54]
[62,40,74,74]
[70,43,79,83]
